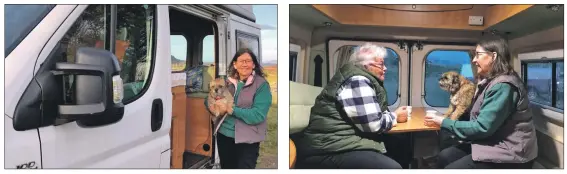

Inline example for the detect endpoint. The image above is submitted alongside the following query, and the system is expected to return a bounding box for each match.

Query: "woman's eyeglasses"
[237,60,253,64]
[368,62,385,69]
[473,51,493,57]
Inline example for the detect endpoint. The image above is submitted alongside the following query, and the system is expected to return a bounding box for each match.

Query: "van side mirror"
[13,47,125,131]
[59,47,125,119]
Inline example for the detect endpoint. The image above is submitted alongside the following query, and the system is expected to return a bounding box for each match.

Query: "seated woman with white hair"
[293,43,410,169]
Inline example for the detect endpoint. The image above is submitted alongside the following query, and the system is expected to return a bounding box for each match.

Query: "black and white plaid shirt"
[336,76,397,134]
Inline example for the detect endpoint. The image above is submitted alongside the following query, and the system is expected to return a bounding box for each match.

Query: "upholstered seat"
[289,81,323,168]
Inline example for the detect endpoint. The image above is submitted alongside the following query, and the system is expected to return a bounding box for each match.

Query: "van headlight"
[112,75,124,104]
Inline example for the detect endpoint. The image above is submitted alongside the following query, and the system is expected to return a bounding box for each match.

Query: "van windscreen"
[4,4,55,58]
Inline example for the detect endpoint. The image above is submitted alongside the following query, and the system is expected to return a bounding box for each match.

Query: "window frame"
[235,29,261,61]
[422,49,474,107]
[521,59,563,112]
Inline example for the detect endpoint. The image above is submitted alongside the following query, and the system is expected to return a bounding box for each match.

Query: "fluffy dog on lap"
[438,71,476,120]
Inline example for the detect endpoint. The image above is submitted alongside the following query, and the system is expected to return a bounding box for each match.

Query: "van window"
[58,5,156,104]
[526,63,552,106]
[171,35,188,71]
[383,48,400,105]
[116,5,156,101]
[523,60,563,110]
[424,50,473,107]
[61,5,107,63]
[203,35,215,65]
[58,5,108,103]
[332,45,400,105]
[290,52,297,81]
[236,31,260,59]
[4,4,56,57]
[555,62,563,109]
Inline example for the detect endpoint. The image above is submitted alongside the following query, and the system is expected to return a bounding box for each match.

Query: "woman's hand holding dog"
[213,101,233,115]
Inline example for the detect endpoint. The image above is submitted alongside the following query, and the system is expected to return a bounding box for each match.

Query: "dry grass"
[263,66,278,105]
[256,65,278,169]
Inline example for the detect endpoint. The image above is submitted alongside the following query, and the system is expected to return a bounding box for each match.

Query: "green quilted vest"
[293,63,389,157]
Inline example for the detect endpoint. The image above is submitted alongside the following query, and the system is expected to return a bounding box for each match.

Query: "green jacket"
[441,74,537,163]
[294,63,389,158]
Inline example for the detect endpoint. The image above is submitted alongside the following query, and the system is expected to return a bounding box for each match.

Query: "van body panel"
[4,116,42,169]
[27,4,170,168]
[4,5,76,119]
[229,14,261,62]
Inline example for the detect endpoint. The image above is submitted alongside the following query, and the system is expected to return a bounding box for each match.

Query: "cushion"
[289,81,323,134]
[186,65,205,93]
[201,65,216,92]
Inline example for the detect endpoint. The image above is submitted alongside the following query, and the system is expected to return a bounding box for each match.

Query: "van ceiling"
[488,5,564,39]
[290,4,338,28]
[290,4,563,40]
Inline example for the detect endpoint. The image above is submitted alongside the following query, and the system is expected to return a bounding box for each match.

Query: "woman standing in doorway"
[206,48,272,169]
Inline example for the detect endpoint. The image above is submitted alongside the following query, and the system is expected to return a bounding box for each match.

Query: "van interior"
[289,4,564,169]
[168,6,218,169]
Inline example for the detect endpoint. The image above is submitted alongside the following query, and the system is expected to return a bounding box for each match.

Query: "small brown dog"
[207,78,234,128]
[438,71,476,120]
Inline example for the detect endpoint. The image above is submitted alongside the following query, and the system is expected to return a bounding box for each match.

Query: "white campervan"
[4,4,261,169]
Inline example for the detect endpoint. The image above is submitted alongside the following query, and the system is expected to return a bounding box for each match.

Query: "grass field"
[256,65,278,169]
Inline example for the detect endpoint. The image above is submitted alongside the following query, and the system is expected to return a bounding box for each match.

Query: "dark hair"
[476,36,518,80]
[228,48,266,79]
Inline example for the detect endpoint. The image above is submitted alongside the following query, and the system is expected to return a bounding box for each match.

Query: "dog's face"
[209,79,228,99]
[439,71,463,93]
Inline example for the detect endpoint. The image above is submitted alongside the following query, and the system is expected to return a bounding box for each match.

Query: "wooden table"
[290,139,296,168]
[387,107,440,169]
[389,107,440,133]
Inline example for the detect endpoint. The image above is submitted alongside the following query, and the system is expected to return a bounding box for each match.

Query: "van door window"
[235,31,260,59]
[57,5,156,104]
[4,4,56,57]
[58,5,108,104]
[116,5,156,102]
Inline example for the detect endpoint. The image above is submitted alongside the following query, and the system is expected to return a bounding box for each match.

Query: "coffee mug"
[426,110,437,116]
[425,110,438,127]
[407,106,413,117]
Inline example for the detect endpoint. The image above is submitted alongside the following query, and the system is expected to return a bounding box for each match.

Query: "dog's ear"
[452,74,460,85]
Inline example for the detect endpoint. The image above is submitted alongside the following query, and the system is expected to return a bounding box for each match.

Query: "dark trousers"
[217,133,260,169]
[437,143,534,169]
[296,150,402,169]
[295,133,410,169]
[439,129,463,150]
